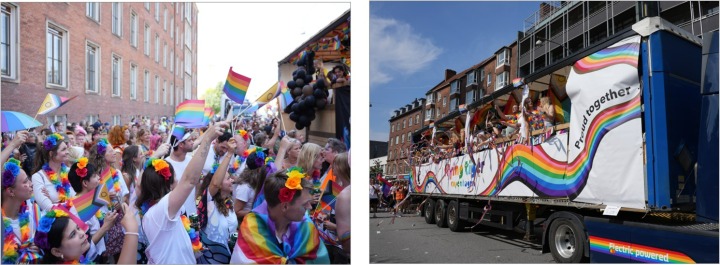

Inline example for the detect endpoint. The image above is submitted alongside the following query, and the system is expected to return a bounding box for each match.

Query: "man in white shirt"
[167,133,196,215]
[201,131,233,176]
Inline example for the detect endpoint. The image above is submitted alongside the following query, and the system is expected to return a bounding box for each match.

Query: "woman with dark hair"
[121,145,144,208]
[135,121,226,264]
[233,151,268,222]
[67,157,119,261]
[1,158,42,264]
[35,202,138,264]
[197,139,238,264]
[32,133,75,212]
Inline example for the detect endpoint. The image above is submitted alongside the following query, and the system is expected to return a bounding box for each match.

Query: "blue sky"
[369,1,543,141]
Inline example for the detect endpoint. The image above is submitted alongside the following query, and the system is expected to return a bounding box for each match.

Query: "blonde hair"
[298,143,322,175]
[332,152,350,181]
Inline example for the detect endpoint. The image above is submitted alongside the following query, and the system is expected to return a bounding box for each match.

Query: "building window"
[2,3,18,79]
[425,109,432,119]
[184,74,191,99]
[163,8,167,31]
[113,115,121,126]
[170,51,174,73]
[408,132,412,143]
[395,136,399,145]
[85,42,99,92]
[155,34,159,62]
[86,2,99,21]
[184,48,191,74]
[443,96,447,107]
[112,54,121,97]
[170,16,174,39]
[86,115,98,124]
[391,124,394,133]
[112,3,122,36]
[185,22,191,49]
[450,98,457,111]
[408,117,411,126]
[144,2,150,11]
[46,23,67,87]
[155,2,160,21]
[144,70,149,102]
[163,42,167,68]
[169,84,174,105]
[184,2,192,24]
[466,70,477,85]
[479,69,485,84]
[144,24,150,55]
[401,134,405,143]
[416,114,419,124]
[130,64,137,100]
[163,80,167,105]
[496,48,509,67]
[451,80,459,94]
[130,12,137,47]
[496,71,509,90]
[155,75,159,103]
[465,89,475,105]
[487,74,492,87]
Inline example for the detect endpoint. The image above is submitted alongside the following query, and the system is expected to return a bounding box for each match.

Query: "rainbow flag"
[203,107,214,125]
[279,82,294,109]
[469,103,493,129]
[96,167,115,206]
[333,36,341,50]
[37,93,77,115]
[312,180,343,245]
[175,100,206,128]
[171,125,186,141]
[512,77,524,87]
[223,67,251,104]
[72,185,110,222]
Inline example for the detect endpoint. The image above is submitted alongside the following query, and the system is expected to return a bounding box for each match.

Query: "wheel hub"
[554,224,576,259]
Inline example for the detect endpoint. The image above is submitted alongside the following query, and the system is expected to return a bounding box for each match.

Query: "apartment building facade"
[387,98,425,177]
[1,2,199,125]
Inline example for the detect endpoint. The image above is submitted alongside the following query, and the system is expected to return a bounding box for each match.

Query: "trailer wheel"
[424,199,436,224]
[435,200,448,228]
[447,200,466,232]
[548,218,587,263]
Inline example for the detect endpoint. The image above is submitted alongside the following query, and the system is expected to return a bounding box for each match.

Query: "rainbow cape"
[223,67,251,104]
[234,201,329,264]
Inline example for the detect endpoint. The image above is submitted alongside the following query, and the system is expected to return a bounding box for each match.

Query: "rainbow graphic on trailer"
[589,236,695,263]
[573,42,639,74]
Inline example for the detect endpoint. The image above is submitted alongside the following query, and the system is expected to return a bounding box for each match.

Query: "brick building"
[386,97,425,177]
[1,2,198,126]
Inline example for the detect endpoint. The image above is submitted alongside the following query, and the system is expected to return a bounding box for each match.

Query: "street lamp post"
[535,37,568,56]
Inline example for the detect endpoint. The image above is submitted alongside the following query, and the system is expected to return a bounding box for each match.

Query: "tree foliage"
[202,82,223,114]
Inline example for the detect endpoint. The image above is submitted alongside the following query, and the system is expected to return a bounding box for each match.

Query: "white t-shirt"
[32,169,77,212]
[369,184,380,199]
[167,154,196,215]
[202,190,238,250]
[201,144,221,176]
[142,194,195,264]
[86,214,106,255]
[233,183,255,212]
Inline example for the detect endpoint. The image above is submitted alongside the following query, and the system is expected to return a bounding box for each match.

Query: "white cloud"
[370,16,442,86]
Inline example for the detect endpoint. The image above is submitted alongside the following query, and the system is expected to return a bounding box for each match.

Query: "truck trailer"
[410,17,718,263]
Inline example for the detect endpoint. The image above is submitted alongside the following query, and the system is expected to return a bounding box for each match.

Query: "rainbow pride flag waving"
[175,100,206,128]
[223,67,251,104]
[37,93,77,115]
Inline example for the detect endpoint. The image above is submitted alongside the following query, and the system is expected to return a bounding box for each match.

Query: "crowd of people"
[1,112,351,264]
[412,96,560,165]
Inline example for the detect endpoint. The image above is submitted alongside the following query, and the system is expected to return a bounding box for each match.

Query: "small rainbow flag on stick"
[175,100,206,128]
[279,83,294,109]
[172,125,186,141]
[223,67,251,104]
[37,93,77,115]
[72,183,112,222]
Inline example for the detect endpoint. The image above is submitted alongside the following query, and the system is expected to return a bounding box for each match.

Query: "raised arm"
[209,141,236,197]
[0,131,27,165]
[274,136,292,171]
[168,122,226,217]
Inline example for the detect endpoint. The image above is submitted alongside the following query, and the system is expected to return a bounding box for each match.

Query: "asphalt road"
[369,210,556,263]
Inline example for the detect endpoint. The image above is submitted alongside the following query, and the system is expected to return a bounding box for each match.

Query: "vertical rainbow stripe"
[171,125,186,141]
[573,42,639,74]
[479,95,641,197]
[589,236,695,263]
[223,67,251,104]
[174,100,206,127]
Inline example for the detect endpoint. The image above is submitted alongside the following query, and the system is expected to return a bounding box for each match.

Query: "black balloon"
[291,102,300,113]
[289,112,299,121]
[303,75,312,85]
[313,88,324,98]
[298,115,309,126]
[296,69,306,79]
[287,80,296,89]
[295,122,304,130]
[284,102,293,114]
[302,85,313,96]
[315,79,326,89]
[292,87,302,97]
[316,98,327,109]
[305,95,316,107]
[295,78,305,87]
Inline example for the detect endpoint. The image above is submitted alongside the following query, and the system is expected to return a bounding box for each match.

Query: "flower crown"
[43,133,64,150]
[2,158,22,187]
[75,157,89,178]
[35,201,86,250]
[237,129,249,141]
[279,166,305,203]
[96,138,109,155]
[146,158,171,180]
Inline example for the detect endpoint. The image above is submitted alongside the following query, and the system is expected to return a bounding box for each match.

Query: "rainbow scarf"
[2,203,41,264]
[43,163,71,202]
[235,202,329,264]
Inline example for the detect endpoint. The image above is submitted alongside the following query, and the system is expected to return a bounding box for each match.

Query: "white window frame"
[170,16,174,39]
[408,132,412,143]
[144,2,150,11]
[144,24,150,56]
[130,64,137,100]
[184,48,191,74]
[144,70,149,102]
[163,7,167,31]
[111,54,122,97]
[465,89,474,105]
[451,80,459,94]
[487,74,492,87]
[155,75,159,104]
[155,2,160,22]
[111,2,122,37]
[466,70,477,86]
[2,3,19,80]
[169,83,174,105]
[184,22,191,49]
[496,71,509,90]
[46,22,68,89]
[443,96,447,107]
[86,115,98,124]
[130,11,137,47]
[496,48,509,67]
[163,42,167,68]
[169,50,174,73]
[154,33,159,62]
[86,2,99,22]
[113,115,121,126]
[415,114,419,124]
[184,2,192,24]
[401,134,405,144]
[85,41,100,93]
[403,119,406,129]
[163,80,167,105]
[184,74,191,99]
[450,98,457,111]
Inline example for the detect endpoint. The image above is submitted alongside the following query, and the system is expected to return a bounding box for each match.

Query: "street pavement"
[369,210,556,263]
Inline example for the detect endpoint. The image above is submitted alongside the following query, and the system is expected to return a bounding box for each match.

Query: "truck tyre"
[435,199,448,228]
[548,218,587,263]
[447,200,466,232]
[424,199,436,224]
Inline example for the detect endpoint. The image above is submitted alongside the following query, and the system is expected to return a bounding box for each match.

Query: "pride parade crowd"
[1,113,350,264]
